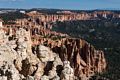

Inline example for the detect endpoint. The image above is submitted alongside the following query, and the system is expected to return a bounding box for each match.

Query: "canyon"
[0,9,109,80]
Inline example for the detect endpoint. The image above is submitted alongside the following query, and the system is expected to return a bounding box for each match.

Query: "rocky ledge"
[0,28,106,80]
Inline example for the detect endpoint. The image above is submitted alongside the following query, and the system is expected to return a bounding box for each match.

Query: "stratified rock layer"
[0,28,106,80]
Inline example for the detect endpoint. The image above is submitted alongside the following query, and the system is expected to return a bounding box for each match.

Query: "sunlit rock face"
[60,61,74,80]
[41,38,107,79]
[0,25,106,80]
[0,19,3,28]
[26,10,117,23]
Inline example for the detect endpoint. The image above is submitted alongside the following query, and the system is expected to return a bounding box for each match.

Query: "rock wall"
[37,38,107,79]
[26,10,119,23]
[56,38,106,78]
[0,27,106,80]
[12,10,120,30]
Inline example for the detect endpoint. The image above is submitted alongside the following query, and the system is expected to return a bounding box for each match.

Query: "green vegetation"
[0,11,28,24]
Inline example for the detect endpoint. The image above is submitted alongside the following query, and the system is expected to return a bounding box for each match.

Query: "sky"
[0,0,120,10]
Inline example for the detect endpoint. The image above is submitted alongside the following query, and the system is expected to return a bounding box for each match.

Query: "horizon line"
[0,7,120,11]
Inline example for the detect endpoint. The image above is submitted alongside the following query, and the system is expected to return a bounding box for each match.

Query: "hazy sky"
[0,0,120,10]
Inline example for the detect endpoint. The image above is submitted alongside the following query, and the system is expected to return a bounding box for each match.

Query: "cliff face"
[35,38,106,79]
[0,26,106,80]
[26,10,120,22]
[12,10,120,31]
[52,38,106,78]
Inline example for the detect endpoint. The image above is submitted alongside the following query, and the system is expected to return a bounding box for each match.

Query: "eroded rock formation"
[0,26,106,80]
[8,10,120,31]
[36,38,106,79]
